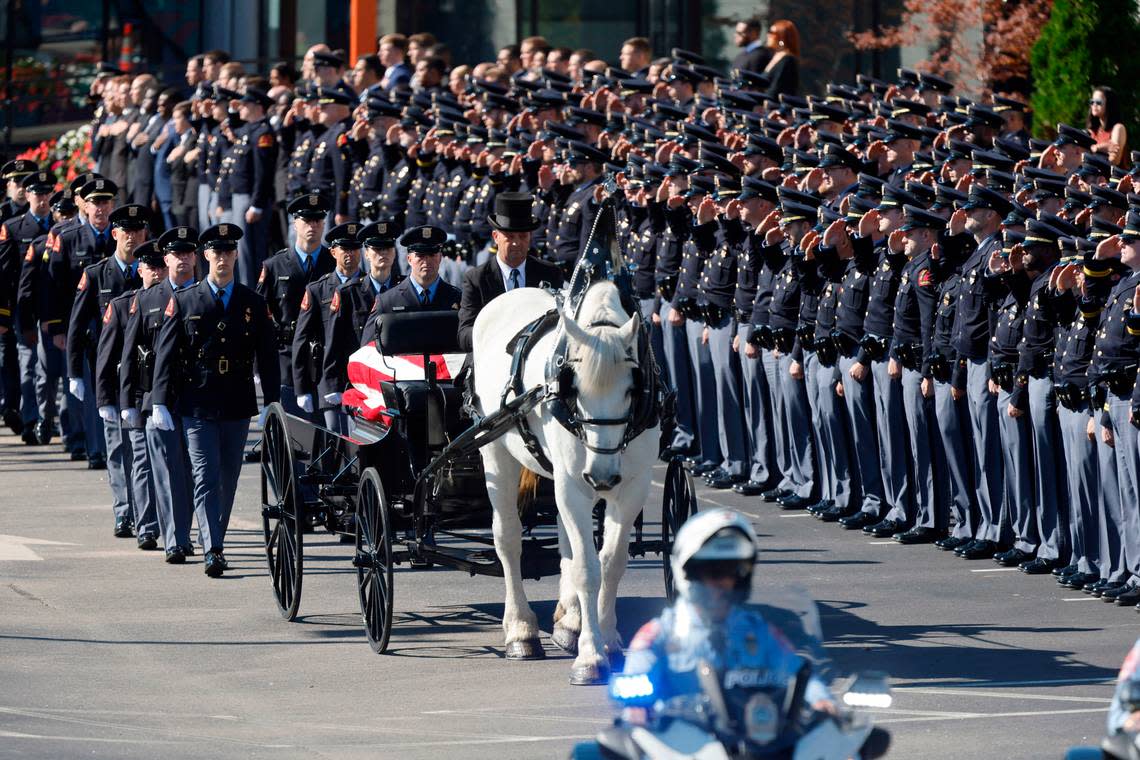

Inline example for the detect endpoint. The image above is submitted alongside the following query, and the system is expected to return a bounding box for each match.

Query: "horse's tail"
[517,467,541,516]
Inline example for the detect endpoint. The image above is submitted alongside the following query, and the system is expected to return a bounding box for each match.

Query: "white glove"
[254,373,262,387]
[297,394,314,413]
[323,392,342,405]
[98,405,118,423]
[120,407,142,428]
[152,404,175,431]
[69,378,85,401]
[258,407,269,427]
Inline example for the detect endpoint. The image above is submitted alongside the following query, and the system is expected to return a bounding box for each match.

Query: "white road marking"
[895,676,1115,689]
[0,534,77,561]
[777,513,814,518]
[969,567,1021,573]
[875,706,1107,725]
[868,541,896,545]
[1062,596,1101,602]
[902,688,1111,704]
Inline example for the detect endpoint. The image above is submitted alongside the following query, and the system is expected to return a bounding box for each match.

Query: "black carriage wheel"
[356,467,394,654]
[260,404,304,621]
[661,457,699,602]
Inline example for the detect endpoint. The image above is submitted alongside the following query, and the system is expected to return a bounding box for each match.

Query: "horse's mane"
[567,281,633,396]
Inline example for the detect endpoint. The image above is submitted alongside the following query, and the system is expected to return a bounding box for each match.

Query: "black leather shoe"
[701,467,728,483]
[1061,572,1099,590]
[21,427,38,445]
[706,472,746,489]
[893,527,942,545]
[1053,563,1080,578]
[113,516,134,538]
[217,553,230,571]
[761,487,791,502]
[805,499,833,516]
[204,550,225,578]
[1114,586,1140,606]
[182,544,197,557]
[994,548,1033,567]
[244,448,261,463]
[34,419,53,445]
[935,535,970,551]
[839,511,876,530]
[1102,583,1134,602]
[958,539,998,560]
[777,494,812,510]
[682,456,701,469]
[690,462,719,476]
[164,547,186,564]
[88,454,106,470]
[733,480,768,496]
[819,505,855,523]
[866,518,905,537]
[2,407,23,435]
[1085,579,1114,597]
[1019,557,1060,574]
[69,448,87,461]
[137,534,159,551]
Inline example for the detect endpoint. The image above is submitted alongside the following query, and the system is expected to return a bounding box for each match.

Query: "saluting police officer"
[120,226,199,563]
[151,223,280,577]
[221,85,278,288]
[258,193,335,417]
[68,202,147,535]
[293,221,363,434]
[96,239,164,550]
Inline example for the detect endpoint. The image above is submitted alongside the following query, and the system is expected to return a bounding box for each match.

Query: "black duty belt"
[928,350,952,383]
[674,298,702,320]
[771,327,795,354]
[831,330,859,359]
[748,324,774,350]
[1028,351,1055,379]
[990,360,1015,393]
[1099,364,1138,397]
[656,275,678,303]
[859,333,890,362]
[701,303,730,325]
[895,341,922,372]
[1055,382,1090,412]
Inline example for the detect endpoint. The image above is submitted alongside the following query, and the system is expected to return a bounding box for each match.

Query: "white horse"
[471,279,659,685]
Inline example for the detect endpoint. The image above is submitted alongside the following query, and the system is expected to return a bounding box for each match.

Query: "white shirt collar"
[495,257,526,290]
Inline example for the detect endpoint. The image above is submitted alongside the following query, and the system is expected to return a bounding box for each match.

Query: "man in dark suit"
[457,192,564,352]
[362,225,461,342]
[731,19,772,74]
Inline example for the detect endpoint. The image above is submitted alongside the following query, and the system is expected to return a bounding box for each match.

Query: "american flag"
[343,343,467,426]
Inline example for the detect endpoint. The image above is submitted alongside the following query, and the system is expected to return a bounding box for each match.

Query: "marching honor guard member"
[119,226,199,563]
[67,201,147,535]
[292,221,363,434]
[151,223,279,578]
[257,193,335,418]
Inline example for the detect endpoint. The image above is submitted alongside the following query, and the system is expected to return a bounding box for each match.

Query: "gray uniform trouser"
[900,367,946,530]
[1028,376,1067,561]
[736,325,775,484]
[763,348,791,489]
[1108,394,1140,585]
[1057,405,1100,575]
[82,362,106,456]
[872,359,911,522]
[966,358,1006,543]
[1097,410,1126,583]
[838,355,883,516]
[705,315,747,477]
[232,192,272,290]
[775,351,815,499]
[197,184,211,231]
[147,414,195,550]
[103,416,132,522]
[184,416,251,553]
[659,301,695,452]
[683,317,721,467]
[16,334,38,423]
[996,387,1036,554]
[126,423,158,537]
[934,379,977,539]
[808,352,855,509]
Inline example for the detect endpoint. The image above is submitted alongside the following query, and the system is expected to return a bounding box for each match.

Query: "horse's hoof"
[505,639,545,660]
[569,662,610,686]
[551,624,579,655]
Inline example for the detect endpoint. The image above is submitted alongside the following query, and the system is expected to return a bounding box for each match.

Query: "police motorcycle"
[1065,641,1140,760]
[571,510,892,760]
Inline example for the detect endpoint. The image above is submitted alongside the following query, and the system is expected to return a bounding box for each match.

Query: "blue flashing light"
[610,673,655,702]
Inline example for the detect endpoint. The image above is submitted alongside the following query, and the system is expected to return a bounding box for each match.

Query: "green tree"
[1030,0,1140,139]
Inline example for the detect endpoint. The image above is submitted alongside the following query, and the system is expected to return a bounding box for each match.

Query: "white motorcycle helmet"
[671,508,758,607]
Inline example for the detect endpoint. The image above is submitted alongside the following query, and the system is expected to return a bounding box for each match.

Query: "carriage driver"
[617,509,836,720]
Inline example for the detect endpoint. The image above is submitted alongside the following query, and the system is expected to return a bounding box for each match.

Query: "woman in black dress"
[764,19,800,98]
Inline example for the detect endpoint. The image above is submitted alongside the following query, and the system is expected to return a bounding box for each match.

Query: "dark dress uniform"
[218,98,278,288]
[656,200,697,454]
[96,285,157,546]
[151,227,280,576]
[306,117,353,222]
[362,225,463,342]
[323,271,402,395]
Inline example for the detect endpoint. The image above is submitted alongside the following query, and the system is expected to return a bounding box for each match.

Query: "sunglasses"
[1089,99,1105,106]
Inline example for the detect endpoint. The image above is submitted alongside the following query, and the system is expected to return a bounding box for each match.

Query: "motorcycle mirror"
[842,671,893,709]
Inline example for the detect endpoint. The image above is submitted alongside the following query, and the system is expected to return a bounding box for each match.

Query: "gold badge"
[422,228,431,239]
[219,224,228,236]
[128,206,138,217]
[178,228,187,239]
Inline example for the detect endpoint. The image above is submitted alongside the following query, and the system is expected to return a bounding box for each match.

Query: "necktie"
[509,268,521,291]
[302,255,311,275]
[419,287,429,306]
[215,287,226,310]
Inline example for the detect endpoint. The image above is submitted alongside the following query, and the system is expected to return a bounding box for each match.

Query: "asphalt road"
[0,424,1133,759]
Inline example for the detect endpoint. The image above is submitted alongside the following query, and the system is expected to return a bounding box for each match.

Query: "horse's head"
[558,287,641,492]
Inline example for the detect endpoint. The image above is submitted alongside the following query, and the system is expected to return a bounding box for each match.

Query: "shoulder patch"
[300,289,311,312]
[330,289,340,313]
[164,295,176,317]
[129,295,138,315]
[258,133,275,149]
[0,224,7,241]
[258,266,267,285]
[77,271,88,292]
[48,231,60,253]
[917,268,933,288]
[337,132,348,148]
[24,243,35,263]
[102,302,113,325]
[630,619,662,651]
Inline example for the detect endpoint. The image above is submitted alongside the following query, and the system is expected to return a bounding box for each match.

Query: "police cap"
[1023,218,1063,247]
[898,204,945,232]
[325,222,364,249]
[566,140,608,165]
[1053,124,1096,150]
[312,50,344,69]
[883,119,925,143]
[2,159,38,180]
[400,225,447,253]
[876,184,922,211]
[359,221,402,248]
[200,223,244,250]
[917,72,953,93]
[21,171,55,194]
[109,203,150,229]
[317,84,355,106]
[288,193,332,219]
[739,176,778,204]
[157,226,200,253]
[960,185,1013,216]
[134,241,166,269]
[50,189,77,214]
[240,86,274,108]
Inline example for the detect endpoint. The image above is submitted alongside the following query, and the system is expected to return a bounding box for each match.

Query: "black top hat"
[488,192,541,233]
